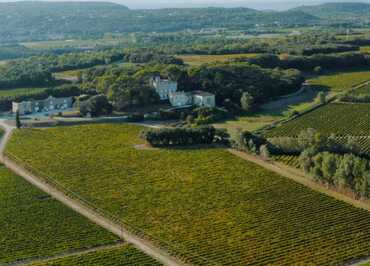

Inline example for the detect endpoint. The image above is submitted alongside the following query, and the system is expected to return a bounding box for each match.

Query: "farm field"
[30,244,161,266]
[308,68,370,92]
[7,123,370,265]
[264,103,370,137]
[360,45,370,54]
[273,155,301,168]
[346,82,370,97]
[0,87,47,98]
[0,165,120,265]
[214,88,324,136]
[177,53,258,65]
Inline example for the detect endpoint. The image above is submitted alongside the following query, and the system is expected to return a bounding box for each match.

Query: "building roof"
[192,90,215,97]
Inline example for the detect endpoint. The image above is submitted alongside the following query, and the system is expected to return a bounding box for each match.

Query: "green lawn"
[0,165,120,265]
[30,245,161,266]
[6,124,370,265]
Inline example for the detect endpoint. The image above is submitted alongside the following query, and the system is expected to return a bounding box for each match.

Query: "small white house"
[192,91,216,108]
[169,90,216,108]
[150,76,178,100]
[169,91,192,107]
[12,96,73,115]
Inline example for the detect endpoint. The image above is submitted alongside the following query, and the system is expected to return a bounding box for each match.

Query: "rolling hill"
[0,1,320,42]
[293,2,370,19]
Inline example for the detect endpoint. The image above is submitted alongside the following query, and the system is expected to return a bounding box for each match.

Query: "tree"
[240,92,255,113]
[318,91,326,104]
[79,95,113,117]
[259,145,271,159]
[15,110,21,129]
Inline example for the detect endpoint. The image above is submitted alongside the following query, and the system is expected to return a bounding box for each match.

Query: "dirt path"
[9,243,126,266]
[0,122,185,266]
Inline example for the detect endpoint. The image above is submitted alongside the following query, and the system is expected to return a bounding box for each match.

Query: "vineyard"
[30,244,161,266]
[264,103,370,137]
[273,155,300,168]
[6,124,370,265]
[0,165,120,265]
[308,68,370,92]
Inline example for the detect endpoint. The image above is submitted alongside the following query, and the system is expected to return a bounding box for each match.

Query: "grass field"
[177,53,258,65]
[308,68,370,92]
[0,87,47,98]
[264,103,370,137]
[0,165,119,265]
[6,123,370,265]
[30,244,161,266]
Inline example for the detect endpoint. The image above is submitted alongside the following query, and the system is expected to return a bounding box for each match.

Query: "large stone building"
[12,96,73,115]
[169,91,216,108]
[150,76,178,100]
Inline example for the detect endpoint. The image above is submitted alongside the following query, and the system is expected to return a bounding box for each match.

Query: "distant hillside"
[0,1,320,42]
[293,2,370,19]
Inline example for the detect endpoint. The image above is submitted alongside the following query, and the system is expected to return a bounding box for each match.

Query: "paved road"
[0,121,185,266]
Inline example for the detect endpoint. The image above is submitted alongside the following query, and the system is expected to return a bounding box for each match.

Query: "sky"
[0,0,369,10]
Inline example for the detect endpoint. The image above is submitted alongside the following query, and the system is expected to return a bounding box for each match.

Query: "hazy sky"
[0,0,369,10]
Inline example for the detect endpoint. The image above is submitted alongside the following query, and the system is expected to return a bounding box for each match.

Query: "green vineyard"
[0,165,119,265]
[274,155,301,168]
[6,124,370,265]
[264,103,370,137]
[30,244,161,266]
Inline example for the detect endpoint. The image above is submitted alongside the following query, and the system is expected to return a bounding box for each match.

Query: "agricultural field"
[273,155,301,168]
[0,87,47,98]
[177,53,258,65]
[30,244,161,266]
[308,68,370,92]
[214,88,324,136]
[264,103,370,137]
[360,45,370,54]
[345,82,370,98]
[7,123,370,265]
[0,165,120,265]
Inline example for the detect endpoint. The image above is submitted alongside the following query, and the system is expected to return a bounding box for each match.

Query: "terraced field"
[308,68,370,92]
[6,124,370,265]
[0,165,120,265]
[264,103,370,137]
[30,244,161,266]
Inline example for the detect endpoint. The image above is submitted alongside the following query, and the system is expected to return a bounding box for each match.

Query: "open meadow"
[0,165,119,265]
[264,103,370,137]
[177,53,258,65]
[30,244,161,266]
[6,123,370,265]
